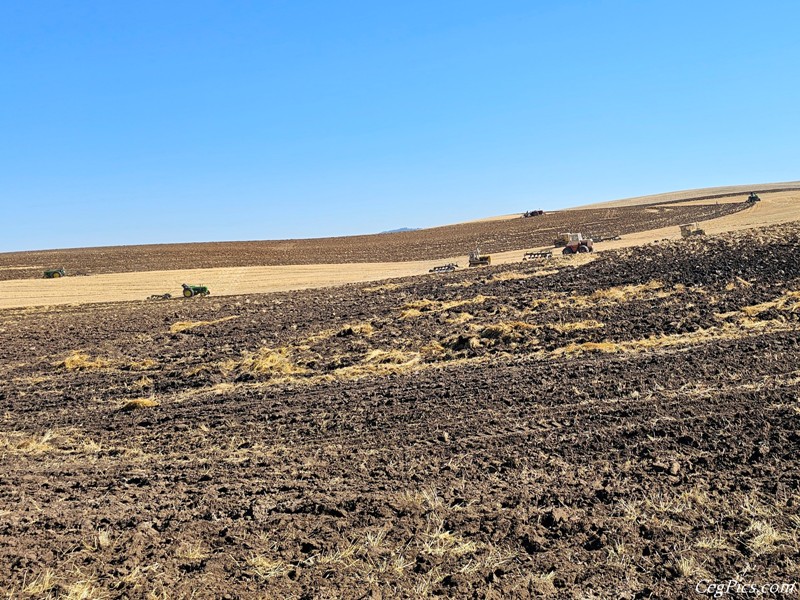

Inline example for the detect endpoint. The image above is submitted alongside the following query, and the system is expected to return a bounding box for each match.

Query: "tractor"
[747,192,761,203]
[522,210,544,218]
[679,223,705,239]
[43,268,66,279]
[468,247,491,267]
[182,283,210,298]
[557,233,593,255]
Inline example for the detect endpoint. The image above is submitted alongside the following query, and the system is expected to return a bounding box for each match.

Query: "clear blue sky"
[2,1,798,252]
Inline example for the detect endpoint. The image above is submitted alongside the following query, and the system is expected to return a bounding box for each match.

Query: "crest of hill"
[571,181,800,209]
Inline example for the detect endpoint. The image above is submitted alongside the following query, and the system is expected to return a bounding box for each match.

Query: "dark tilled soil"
[1,221,799,598]
[0,202,748,280]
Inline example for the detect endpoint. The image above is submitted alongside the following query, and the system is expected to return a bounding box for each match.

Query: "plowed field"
[2,221,799,598]
[0,203,747,281]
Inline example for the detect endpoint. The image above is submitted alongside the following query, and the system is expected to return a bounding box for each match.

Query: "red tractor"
[557,233,594,255]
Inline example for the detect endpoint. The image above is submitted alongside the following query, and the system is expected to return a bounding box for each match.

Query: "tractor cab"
[468,247,491,267]
[558,233,593,255]
[679,223,705,238]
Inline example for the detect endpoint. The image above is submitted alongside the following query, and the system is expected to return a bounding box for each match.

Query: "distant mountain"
[379,227,420,234]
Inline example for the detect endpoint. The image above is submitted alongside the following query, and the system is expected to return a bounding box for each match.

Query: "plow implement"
[429,263,458,273]
[523,251,552,260]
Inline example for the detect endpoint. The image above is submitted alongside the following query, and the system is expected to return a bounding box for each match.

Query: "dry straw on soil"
[302,321,374,344]
[119,398,159,411]
[1,430,103,455]
[169,315,239,333]
[3,431,55,453]
[61,352,110,371]
[127,358,158,371]
[550,290,800,358]
[239,347,309,378]
[363,349,421,365]
[740,291,800,317]
[589,279,675,303]
[550,319,605,332]
[401,295,492,319]
[327,349,422,381]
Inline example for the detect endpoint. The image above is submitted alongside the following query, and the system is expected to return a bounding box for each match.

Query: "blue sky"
[2,1,798,252]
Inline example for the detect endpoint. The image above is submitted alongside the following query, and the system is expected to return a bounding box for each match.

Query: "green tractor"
[182,283,210,298]
[43,268,66,279]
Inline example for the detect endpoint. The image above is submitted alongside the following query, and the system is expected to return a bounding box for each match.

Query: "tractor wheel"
[577,245,589,253]
[52,272,61,278]
[562,246,574,255]
[183,288,194,298]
